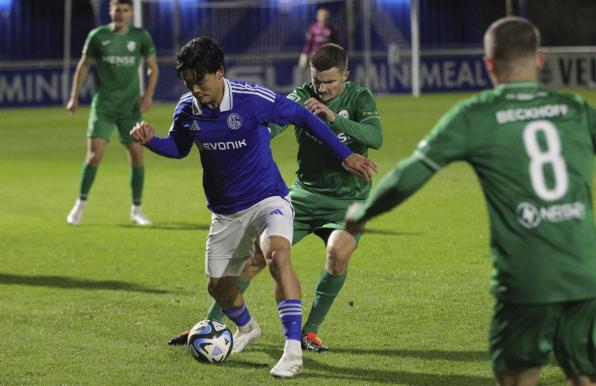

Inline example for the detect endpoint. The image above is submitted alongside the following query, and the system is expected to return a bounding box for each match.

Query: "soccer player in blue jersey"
[130,37,376,378]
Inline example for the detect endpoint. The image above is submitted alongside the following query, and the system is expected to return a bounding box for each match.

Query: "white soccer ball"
[187,319,233,363]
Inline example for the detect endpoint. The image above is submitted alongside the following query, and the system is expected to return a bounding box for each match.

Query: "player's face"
[182,68,225,108]
[109,3,133,30]
[311,66,348,102]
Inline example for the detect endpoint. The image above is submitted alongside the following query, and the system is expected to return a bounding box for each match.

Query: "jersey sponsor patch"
[516,201,585,229]
[227,113,242,130]
[197,139,247,151]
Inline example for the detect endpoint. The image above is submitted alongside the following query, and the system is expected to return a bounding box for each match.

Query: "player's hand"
[345,203,365,235]
[305,97,335,122]
[138,95,153,113]
[130,121,155,144]
[66,97,78,114]
[342,153,378,181]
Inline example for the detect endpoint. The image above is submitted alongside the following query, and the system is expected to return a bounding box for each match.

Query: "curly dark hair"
[176,36,225,83]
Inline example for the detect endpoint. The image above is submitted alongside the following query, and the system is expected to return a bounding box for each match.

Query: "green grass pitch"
[2,90,596,385]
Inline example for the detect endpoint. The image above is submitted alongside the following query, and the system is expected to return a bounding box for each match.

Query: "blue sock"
[222,304,251,327]
[277,299,302,341]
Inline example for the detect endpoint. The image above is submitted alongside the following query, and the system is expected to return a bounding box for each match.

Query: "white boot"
[270,340,303,378]
[66,199,87,226]
[232,318,261,353]
[130,205,151,225]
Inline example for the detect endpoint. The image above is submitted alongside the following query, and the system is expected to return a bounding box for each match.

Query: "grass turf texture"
[2,90,596,385]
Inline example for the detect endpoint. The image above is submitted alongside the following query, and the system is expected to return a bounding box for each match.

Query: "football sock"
[222,303,251,328]
[277,299,302,341]
[130,166,144,206]
[79,164,97,200]
[207,280,250,321]
[302,271,347,334]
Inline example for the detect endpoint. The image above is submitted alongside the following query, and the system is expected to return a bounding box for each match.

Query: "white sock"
[283,339,302,358]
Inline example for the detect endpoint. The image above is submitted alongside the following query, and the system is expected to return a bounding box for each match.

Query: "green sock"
[206,280,251,321]
[79,164,98,200]
[130,166,144,206]
[303,270,347,334]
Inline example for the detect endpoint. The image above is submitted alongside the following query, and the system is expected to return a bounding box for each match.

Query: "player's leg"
[120,115,150,225]
[494,369,540,386]
[67,107,113,225]
[255,196,303,377]
[206,246,266,321]
[302,228,357,352]
[124,142,151,225]
[169,210,261,348]
[206,274,260,353]
[553,298,596,386]
[205,217,310,322]
[490,300,559,386]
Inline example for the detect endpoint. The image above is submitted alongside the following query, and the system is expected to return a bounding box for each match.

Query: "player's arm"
[265,95,378,180]
[130,109,193,159]
[138,54,159,112]
[345,156,434,234]
[305,91,383,149]
[66,56,91,114]
[333,90,383,149]
[346,102,471,233]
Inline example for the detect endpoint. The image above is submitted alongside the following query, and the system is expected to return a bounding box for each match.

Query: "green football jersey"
[416,81,596,303]
[273,81,383,200]
[83,25,156,111]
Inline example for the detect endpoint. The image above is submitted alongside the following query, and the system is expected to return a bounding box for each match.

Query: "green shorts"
[289,184,362,246]
[88,103,141,145]
[489,297,596,377]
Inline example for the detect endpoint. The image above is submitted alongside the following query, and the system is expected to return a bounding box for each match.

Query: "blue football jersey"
[146,78,352,214]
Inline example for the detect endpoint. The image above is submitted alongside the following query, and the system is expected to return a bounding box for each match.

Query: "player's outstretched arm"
[130,121,192,159]
[345,155,435,233]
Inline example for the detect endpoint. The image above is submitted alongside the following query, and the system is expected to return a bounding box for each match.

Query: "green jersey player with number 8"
[346,17,596,386]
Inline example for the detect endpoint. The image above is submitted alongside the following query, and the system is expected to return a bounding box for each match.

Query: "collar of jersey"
[497,81,539,90]
[192,78,233,116]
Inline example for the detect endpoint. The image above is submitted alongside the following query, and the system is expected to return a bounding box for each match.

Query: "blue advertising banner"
[4,51,595,108]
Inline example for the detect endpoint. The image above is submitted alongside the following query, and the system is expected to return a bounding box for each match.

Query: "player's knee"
[86,151,102,165]
[242,256,266,279]
[207,278,224,298]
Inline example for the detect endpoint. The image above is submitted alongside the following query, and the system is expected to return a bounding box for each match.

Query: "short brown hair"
[111,0,133,6]
[310,43,347,72]
[484,17,540,73]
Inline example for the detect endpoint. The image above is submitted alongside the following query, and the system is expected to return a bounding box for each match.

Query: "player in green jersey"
[346,17,596,386]
[66,0,159,226]
[168,43,383,351]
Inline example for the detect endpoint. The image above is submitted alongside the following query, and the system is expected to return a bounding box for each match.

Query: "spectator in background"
[298,8,339,71]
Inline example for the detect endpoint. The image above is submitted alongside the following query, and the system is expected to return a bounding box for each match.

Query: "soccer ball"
[187,319,233,363]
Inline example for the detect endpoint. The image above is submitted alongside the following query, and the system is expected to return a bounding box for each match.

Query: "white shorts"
[204,195,294,278]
